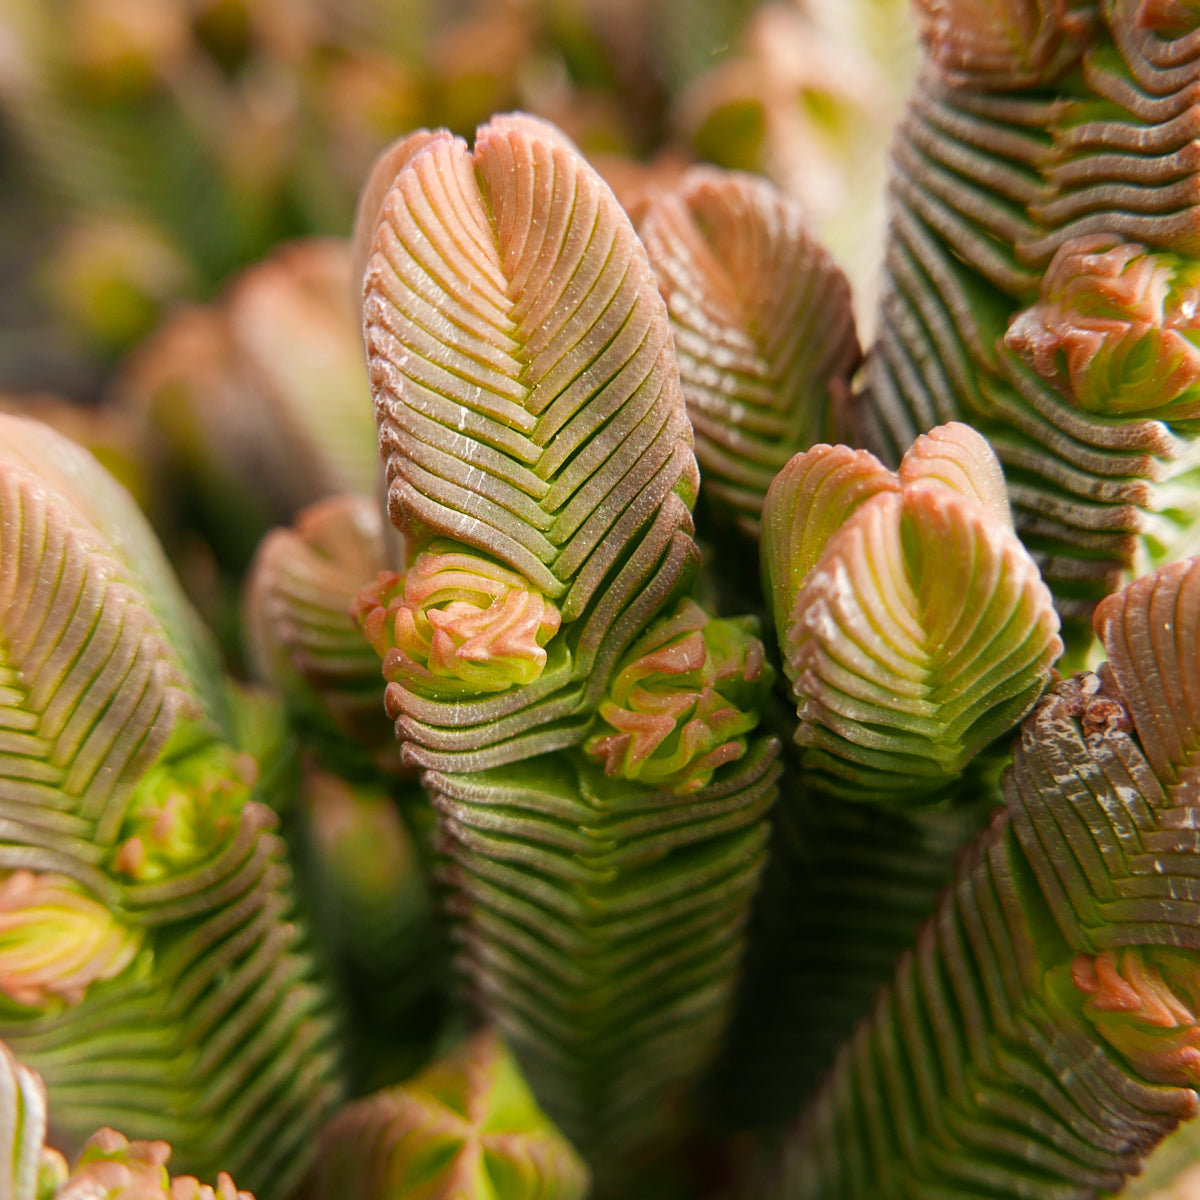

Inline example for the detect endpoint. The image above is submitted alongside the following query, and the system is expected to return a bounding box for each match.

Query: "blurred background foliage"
[0,0,916,676]
[0,0,915,400]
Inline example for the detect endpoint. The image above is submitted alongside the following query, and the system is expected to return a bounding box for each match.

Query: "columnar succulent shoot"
[772,555,1200,1199]
[0,414,341,1198]
[856,0,1200,652]
[708,425,1063,1131]
[351,113,780,1170]
[0,1035,67,1199]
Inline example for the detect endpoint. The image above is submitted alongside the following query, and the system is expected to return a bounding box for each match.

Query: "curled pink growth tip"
[1006,236,1200,419]
[585,598,770,793]
[1074,947,1200,1087]
[352,545,560,697]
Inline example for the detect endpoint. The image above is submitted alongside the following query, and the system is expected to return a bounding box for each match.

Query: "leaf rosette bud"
[352,543,562,698]
[56,1128,252,1200]
[1073,946,1200,1088]
[109,741,257,883]
[0,873,142,1011]
[584,598,771,793]
[1006,235,1200,420]
[763,424,1061,798]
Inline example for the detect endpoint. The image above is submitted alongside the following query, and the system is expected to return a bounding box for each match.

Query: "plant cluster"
[4,3,1200,1200]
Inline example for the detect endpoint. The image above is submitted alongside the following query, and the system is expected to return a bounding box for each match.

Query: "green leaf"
[583,597,772,793]
[764,422,1061,799]
[316,1029,589,1200]
[0,417,342,1197]
[641,167,860,534]
[55,1126,252,1199]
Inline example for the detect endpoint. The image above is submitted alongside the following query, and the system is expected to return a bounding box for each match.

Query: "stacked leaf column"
[351,114,780,1171]
[858,0,1200,649]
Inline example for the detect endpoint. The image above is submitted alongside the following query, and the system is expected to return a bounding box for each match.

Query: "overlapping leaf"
[357,114,701,771]
[354,114,783,1185]
[0,414,220,857]
[911,0,1095,88]
[640,168,860,534]
[771,554,1200,1198]
[858,0,1200,647]
[316,1029,589,1200]
[0,1038,58,1200]
[763,422,1061,799]
[426,741,780,1171]
[0,416,341,1197]
[244,494,400,775]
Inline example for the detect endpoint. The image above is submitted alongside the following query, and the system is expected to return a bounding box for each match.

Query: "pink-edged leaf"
[641,167,860,533]
[361,112,696,616]
[765,422,1061,798]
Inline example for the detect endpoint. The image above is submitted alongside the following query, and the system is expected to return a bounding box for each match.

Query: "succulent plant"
[14,3,1200,1200]
[0,414,341,1197]
[349,114,782,1182]
[771,555,1200,1198]
[855,0,1200,654]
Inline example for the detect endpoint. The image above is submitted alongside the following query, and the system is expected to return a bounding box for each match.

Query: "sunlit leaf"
[357,113,701,771]
[641,168,860,534]
[764,422,1061,799]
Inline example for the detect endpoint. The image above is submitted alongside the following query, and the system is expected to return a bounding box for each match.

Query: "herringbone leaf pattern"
[0,417,341,1199]
[859,1,1200,645]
